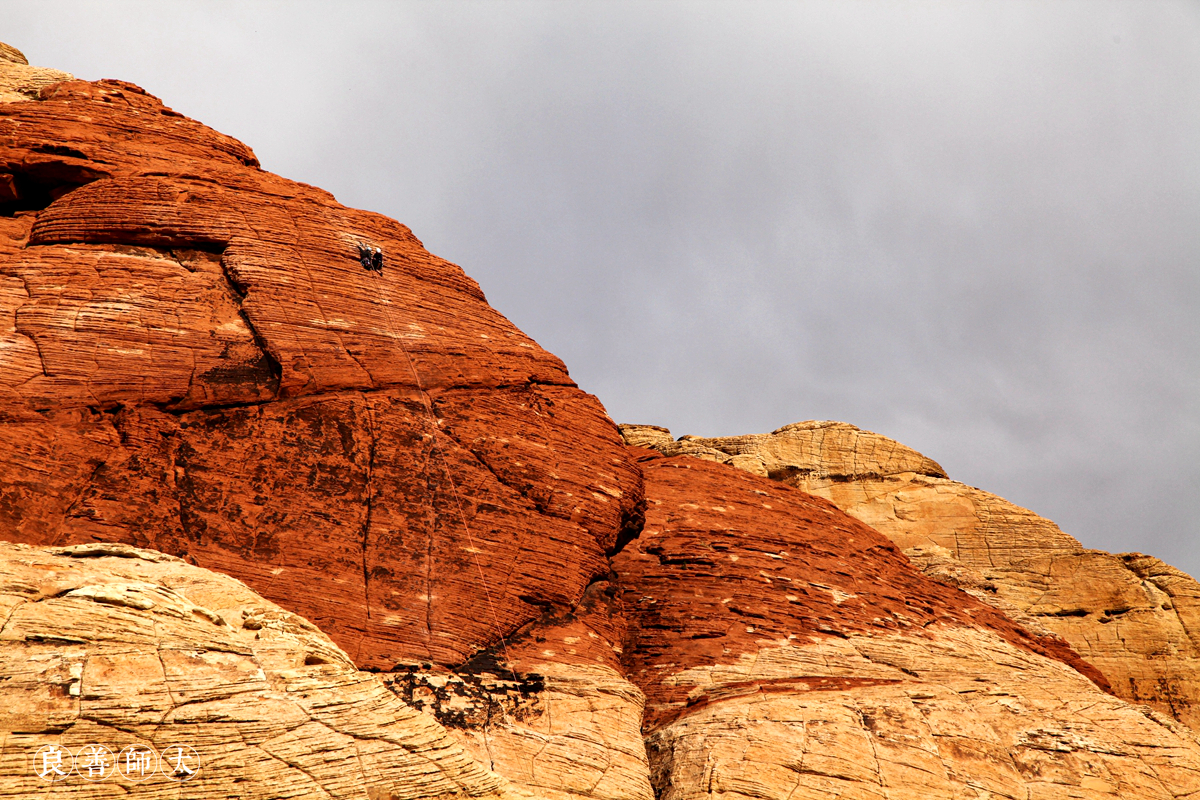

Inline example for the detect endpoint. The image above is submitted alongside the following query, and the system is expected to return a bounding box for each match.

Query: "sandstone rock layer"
[614,453,1200,799]
[0,44,72,104]
[0,541,513,799]
[0,57,643,671]
[622,421,1200,732]
[387,580,655,800]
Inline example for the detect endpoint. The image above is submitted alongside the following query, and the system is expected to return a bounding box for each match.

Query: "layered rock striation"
[0,43,71,104]
[0,540,514,799]
[612,452,1200,799]
[621,421,1200,732]
[0,47,642,672]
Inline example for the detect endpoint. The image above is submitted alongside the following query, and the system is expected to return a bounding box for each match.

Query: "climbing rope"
[359,243,518,681]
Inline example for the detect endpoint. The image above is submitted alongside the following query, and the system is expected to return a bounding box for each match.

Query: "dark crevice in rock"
[215,257,283,395]
[25,237,227,255]
[147,395,273,417]
[171,438,200,559]
[769,466,883,484]
[453,645,523,681]
[359,402,378,622]
[609,493,647,558]
[515,594,555,612]
[0,161,109,217]
[96,382,560,419]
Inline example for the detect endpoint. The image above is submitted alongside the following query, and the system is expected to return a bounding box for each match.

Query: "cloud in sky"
[6,0,1199,577]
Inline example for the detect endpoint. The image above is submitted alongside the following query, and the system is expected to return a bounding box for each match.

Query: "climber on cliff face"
[357,243,384,274]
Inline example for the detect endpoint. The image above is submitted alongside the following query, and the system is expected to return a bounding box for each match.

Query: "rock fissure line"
[170,439,193,555]
[56,459,104,536]
[9,270,50,380]
[431,407,609,564]
[366,265,522,680]
[360,397,377,623]
[419,427,438,659]
[253,746,338,799]
[1122,556,1200,653]
[217,257,283,390]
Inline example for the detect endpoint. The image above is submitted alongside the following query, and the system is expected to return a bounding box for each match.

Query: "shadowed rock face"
[622,421,1200,733]
[0,53,643,671]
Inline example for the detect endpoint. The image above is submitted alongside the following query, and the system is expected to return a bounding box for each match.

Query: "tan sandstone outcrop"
[0,44,72,104]
[0,540,515,799]
[385,583,654,800]
[0,538,655,800]
[621,421,1200,732]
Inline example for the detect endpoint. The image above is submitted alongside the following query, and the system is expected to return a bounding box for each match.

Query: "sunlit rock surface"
[622,421,1200,732]
[0,541,515,799]
[613,452,1200,799]
[0,45,643,673]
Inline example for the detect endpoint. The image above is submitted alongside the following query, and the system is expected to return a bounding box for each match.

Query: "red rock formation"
[613,454,1200,800]
[0,72,642,670]
[622,421,1200,732]
[9,46,1200,800]
[614,451,1109,730]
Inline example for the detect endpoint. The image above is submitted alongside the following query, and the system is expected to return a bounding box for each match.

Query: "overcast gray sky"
[6,1,1199,579]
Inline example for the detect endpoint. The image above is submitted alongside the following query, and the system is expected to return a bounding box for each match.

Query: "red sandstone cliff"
[0,49,642,673]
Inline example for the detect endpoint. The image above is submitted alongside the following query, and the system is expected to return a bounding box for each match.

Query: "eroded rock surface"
[393,660,652,800]
[0,50,643,671]
[615,453,1200,799]
[623,422,1200,732]
[0,540,514,799]
[0,44,72,104]
[461,582,654,800]
[384,583,655,800]
[0,539,651,800]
